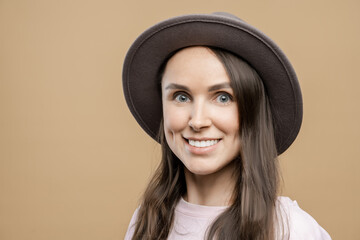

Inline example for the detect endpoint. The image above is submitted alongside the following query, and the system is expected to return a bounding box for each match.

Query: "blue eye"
[174,93,190,103]
[216,93,231,103]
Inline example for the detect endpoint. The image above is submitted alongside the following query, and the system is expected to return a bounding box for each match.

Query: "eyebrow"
[208,83,232,91]
[164,82,231,92]
[164,83,190,91]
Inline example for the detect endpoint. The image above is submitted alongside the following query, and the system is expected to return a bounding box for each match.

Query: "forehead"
[161,46,230,87]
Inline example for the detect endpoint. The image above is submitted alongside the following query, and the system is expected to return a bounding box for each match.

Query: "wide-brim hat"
[122,12,302,155]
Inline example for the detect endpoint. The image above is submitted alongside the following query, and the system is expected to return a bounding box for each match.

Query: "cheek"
[212,105,240,134]
[163,104,189,135]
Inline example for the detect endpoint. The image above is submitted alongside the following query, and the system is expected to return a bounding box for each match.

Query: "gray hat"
[122,12,303,155]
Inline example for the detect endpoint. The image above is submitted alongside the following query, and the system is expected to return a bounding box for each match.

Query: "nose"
[188,100,212,131]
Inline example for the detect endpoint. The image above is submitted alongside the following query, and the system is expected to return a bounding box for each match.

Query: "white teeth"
[188,139,219,148]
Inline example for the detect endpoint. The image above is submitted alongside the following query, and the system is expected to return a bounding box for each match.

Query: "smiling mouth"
[184,138,221,148]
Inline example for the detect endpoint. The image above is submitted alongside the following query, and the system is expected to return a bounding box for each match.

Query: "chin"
[184,162,220,176]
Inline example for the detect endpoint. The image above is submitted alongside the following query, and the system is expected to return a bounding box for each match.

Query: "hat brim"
[123,13,302,155]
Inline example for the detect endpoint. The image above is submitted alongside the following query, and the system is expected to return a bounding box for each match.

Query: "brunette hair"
[131,47,281,240]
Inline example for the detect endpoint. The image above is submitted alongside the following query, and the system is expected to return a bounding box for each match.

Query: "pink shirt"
[124,197,331,239]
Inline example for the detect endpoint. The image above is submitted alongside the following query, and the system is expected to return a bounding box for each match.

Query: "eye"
[216,93,232,104]
[174,93,190,103]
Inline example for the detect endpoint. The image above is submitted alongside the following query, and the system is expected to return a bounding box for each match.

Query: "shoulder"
[276,196,332,240]
[124,207,140,240]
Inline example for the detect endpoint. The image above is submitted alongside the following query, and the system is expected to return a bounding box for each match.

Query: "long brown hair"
[131,47,281,240]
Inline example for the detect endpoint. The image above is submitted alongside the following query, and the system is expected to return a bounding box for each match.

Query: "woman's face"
[162,46,241,176]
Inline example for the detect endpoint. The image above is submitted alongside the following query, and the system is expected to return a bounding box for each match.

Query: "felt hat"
[122,12,302,155]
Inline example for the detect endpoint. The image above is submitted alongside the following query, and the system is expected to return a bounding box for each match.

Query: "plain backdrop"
[1,0,359,239]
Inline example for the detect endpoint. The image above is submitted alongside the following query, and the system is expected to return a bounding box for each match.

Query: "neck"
[183,161,236,206]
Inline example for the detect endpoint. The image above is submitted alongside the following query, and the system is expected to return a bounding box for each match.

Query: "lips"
[183,137,221,155]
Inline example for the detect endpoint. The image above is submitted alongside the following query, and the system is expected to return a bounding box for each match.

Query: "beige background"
[0,0,359,239]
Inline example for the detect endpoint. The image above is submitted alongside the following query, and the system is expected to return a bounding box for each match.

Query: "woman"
[122,12,331,240]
